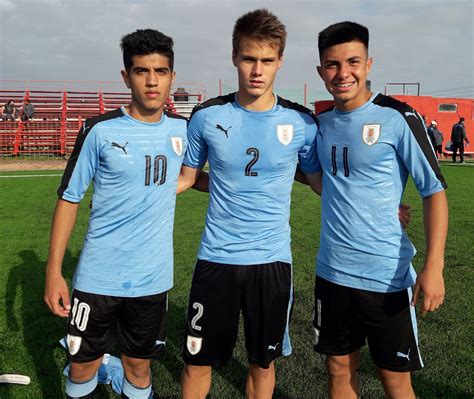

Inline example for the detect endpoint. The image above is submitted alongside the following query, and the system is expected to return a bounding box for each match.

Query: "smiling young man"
[312,21,448,398]
[43,29,187,399]
[177,9,321,399]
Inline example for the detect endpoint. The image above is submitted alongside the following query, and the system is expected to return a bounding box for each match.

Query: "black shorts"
[182,259,293,369]
[66,289,168,363]
[313,276,423,372]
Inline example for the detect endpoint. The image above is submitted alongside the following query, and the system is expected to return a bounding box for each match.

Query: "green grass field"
[0,164,473,398]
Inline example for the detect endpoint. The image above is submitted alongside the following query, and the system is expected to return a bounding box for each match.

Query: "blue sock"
[65,372,98,398]
[122,376,152,399]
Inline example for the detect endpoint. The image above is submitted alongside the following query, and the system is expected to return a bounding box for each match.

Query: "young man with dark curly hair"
[312,21,448,399]
[44,28,187,399]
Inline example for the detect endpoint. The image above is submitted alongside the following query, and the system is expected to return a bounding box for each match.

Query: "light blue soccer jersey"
[316,93,447,292]
[184,93,319,265]
[58,107,187,297]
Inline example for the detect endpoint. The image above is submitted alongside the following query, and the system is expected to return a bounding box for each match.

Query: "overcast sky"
[1,0,473,103]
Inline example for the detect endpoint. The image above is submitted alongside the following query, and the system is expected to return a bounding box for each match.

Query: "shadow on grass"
[4,249,76,398]
[412,373,473,399]
[157,301,263,398]
[156,301,187,391]
[159,301,250,397]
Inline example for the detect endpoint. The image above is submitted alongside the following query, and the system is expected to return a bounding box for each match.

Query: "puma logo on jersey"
[396,349,411,361]
[155,340,166,347]
[216,124,232,137]
[268,343,279,351]
[404,111,418,119]
[111,141,129,154]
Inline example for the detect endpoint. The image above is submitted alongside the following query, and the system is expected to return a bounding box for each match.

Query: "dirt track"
[0,160,67,171]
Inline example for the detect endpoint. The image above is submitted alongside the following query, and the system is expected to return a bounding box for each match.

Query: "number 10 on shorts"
[70,298,91,332]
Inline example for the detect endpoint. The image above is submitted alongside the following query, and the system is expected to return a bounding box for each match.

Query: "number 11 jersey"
[315,93,447,292]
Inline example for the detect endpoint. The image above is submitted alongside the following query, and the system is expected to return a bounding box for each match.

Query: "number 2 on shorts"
[191,302,204,331]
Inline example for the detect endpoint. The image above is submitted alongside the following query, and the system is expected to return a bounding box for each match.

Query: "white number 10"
[70,298,91,332]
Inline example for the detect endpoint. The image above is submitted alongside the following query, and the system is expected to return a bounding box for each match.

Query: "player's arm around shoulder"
[304,171,322,196]
[178,106,211,194]
[295,111,322,195]
[177,165,207,194]
[412,190,448,315]
[44,199,80,317]
[294,166,322,195]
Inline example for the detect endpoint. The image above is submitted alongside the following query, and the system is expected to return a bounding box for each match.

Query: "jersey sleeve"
[57,124,100,202]
[298,114,321,174]
[395,115,447,198]
[183,110,208,169]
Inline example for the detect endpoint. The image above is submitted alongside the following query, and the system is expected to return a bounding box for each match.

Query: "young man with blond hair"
[178,9,321,398]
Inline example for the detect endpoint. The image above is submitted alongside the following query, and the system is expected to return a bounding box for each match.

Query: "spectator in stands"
[428,120,444,159]
[2,100,17,121]
[451,117,469,163]
[173,87,189,102]
[20,99,35,122]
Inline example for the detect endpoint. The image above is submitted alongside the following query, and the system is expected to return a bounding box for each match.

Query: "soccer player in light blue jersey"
[44,29,187,399]
[177,9,322,399]
[312,22,448,399]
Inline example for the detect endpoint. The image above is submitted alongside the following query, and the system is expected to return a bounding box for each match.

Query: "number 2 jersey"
[58,107,187,297]
[184,93,319,265]
[315,93,447,292]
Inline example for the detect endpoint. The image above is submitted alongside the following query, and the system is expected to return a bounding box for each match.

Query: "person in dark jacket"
[2,100,16,121]
[428,121,444,159]
[20,99,35,122]
[427,120,436,148]
[451,117,469,163]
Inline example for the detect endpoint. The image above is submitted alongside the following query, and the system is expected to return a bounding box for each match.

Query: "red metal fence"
[0,80,206,157]
[314,95,474,155]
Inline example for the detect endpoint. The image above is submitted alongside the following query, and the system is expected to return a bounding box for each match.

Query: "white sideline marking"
[0,166,210,178]
[0,174,62,178]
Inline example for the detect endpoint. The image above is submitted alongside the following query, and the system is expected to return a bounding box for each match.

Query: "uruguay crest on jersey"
[186,335,202,355]
[277,125,294,145]
[362,124,381,146]
[171,137,183,156]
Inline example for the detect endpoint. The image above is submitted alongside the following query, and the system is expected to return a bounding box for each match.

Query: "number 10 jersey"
[58,108,187,297]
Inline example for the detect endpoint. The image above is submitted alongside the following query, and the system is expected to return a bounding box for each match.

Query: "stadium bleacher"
[0,81,205,157]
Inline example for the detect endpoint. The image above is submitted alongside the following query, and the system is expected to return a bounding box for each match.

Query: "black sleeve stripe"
[317,105,335,116]
[165,110,188,122]
[189,93,235,120]
[57,108,124,198]
[373,94,447,189]
[277,96,318,123]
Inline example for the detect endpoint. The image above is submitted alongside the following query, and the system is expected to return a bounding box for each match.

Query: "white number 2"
[191,302,204,331]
